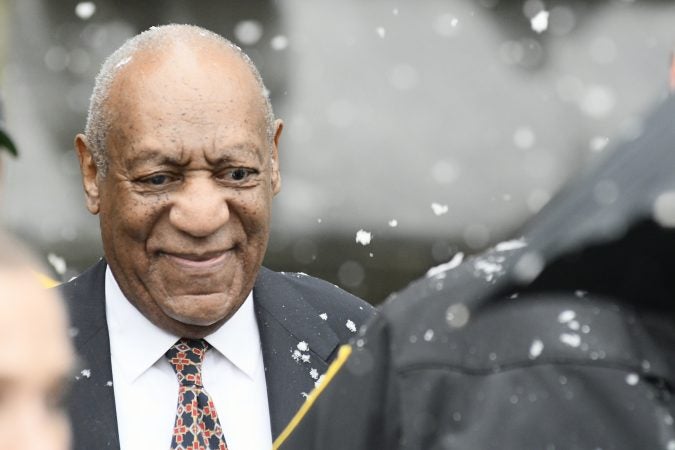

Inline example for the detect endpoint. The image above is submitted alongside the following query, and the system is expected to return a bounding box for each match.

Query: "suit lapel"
[61,260,120,450]
[253,268,341,439]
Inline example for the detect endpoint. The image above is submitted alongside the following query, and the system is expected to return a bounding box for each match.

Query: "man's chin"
[161,293,243,329]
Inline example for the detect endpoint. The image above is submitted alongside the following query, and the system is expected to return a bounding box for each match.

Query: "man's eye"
[231,168,248,180]
[225,168,255,182]
[146,174,170,185]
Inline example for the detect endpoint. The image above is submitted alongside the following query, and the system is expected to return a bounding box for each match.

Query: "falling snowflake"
[309,368,319,380]
[529,339,544,359]
[589,136,609,152]
[74,2,96,20]
[376,27,386,38]
[625,373,639,386]
[388,219,398,227]
[319,313,328,321]
[355,229,373,246]
[513,251,545,283]
[653,191,675,228]
[346,320,357,333]
[80,369,91,378]
[431,202,449,216]
[234,20,263,46]
[513,126,535,149]
[530,10,549,33]
[433,13,460,37]
[301,354,311,363]
[47,253,67,276]
[297,341,309,352]
[423,329,434,341]
[559,333,581,348]
[270,35,289,51]
[558,310,576,323]
[106,380,113,387]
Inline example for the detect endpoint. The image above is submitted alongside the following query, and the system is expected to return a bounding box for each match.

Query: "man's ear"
[74,134,101,215]
[271,119,283,195]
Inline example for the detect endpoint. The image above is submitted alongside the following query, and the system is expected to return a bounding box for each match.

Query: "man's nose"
[169,178,230,237]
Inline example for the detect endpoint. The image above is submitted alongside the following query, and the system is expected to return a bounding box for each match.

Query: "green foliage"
[0,129,17,156]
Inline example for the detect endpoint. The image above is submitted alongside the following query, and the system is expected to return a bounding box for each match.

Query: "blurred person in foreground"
[63,24,374,450]
[275,97,675,448]
[0,232,76,450]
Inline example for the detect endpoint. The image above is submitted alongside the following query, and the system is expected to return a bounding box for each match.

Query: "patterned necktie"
[166,339,228,450]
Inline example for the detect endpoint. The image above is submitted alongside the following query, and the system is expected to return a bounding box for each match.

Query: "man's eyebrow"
[126,144,265,167]
[125,148,187,167]
[206,144,265,165]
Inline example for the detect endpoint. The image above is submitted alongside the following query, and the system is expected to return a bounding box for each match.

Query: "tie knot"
[165,338,210,386]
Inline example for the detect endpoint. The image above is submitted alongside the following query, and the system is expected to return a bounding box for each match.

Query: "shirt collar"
[105,266,261,382]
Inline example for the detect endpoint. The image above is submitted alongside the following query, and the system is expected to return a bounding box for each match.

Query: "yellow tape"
[34,270,60,288]
[273,344,353,449]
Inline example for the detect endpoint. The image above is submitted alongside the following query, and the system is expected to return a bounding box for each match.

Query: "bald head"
[84,24,275,176]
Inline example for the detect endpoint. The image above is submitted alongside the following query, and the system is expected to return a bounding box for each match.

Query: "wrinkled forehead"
[107,41,268,130]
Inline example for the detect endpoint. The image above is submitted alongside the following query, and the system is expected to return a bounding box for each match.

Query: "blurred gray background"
[1,0,673,303]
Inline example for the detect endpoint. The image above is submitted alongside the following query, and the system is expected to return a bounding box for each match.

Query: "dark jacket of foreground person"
[275,96,675,450]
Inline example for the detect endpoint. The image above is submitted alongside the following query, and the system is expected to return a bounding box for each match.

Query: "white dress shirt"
[105,267,272,450]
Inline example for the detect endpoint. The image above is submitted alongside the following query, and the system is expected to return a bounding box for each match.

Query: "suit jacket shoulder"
[253,267,375,438]
[255,267,373,343]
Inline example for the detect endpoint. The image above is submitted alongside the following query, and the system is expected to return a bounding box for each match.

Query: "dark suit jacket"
[60,259,374,450]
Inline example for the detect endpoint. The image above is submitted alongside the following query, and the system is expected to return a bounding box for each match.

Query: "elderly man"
[0,233,75,450]
[63,24,374,450]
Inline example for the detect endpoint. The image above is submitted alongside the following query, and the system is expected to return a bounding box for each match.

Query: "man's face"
[0,270,75,450]
[77,45,281,337]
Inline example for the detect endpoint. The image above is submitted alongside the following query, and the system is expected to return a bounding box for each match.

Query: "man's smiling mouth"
[161,250,231,269]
